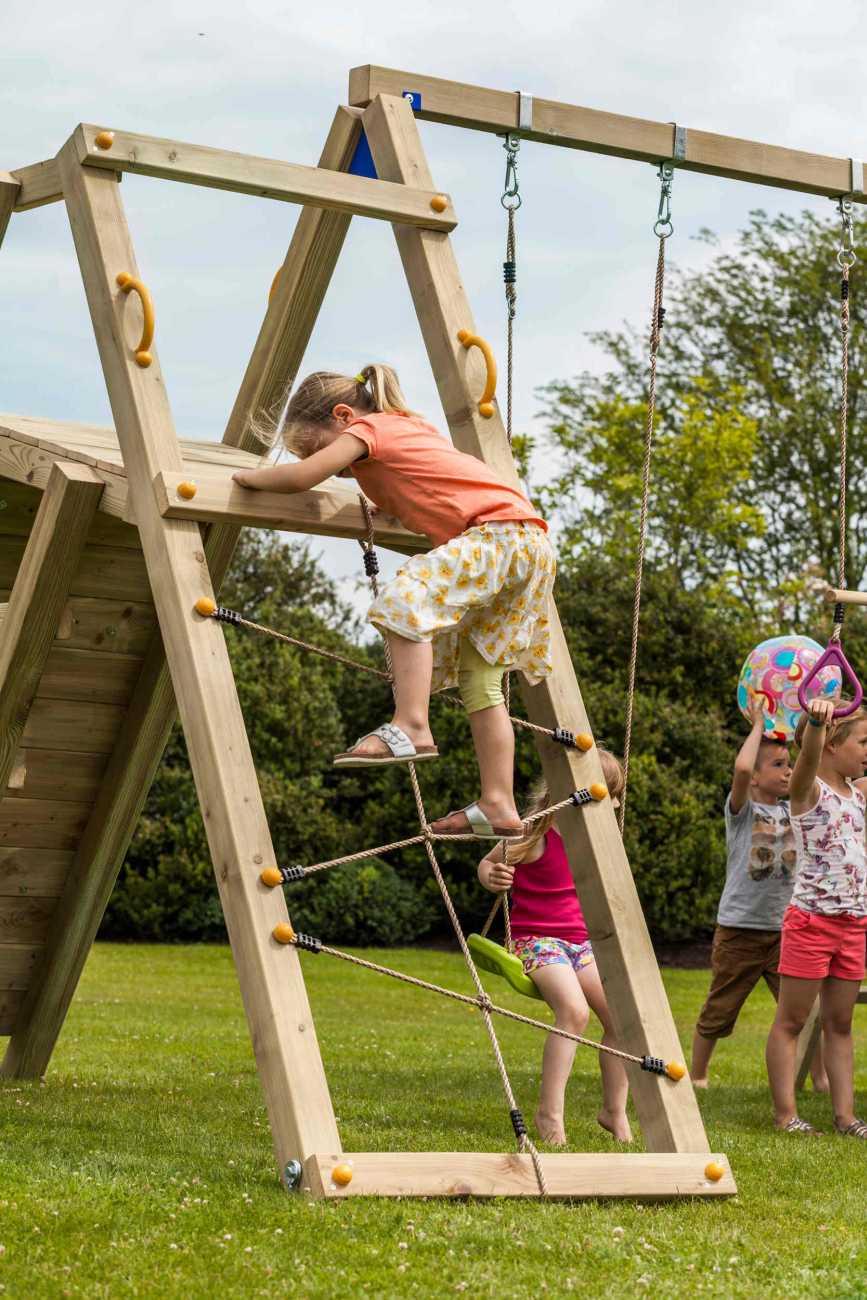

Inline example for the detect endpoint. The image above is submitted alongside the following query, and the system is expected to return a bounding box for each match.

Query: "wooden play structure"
[7,64,860,1201]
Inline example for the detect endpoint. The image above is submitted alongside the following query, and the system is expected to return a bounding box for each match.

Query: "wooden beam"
[223,106,363,450]
[0,462,103,798]
[304,1151,736,1199]
[0,173,20,246]
[0,433,129,521]
[154,470,427,553]
[6,146,342,1174]
[10,159,63,211]
[362,92,713,1158]
[824,586,867,607]
[72,124,456,230]
[350,66,867,202]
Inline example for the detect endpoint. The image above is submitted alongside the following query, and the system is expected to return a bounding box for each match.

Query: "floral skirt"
[368,520,556,693]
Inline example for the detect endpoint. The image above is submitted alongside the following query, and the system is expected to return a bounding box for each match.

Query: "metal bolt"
[283,1159,303,1191]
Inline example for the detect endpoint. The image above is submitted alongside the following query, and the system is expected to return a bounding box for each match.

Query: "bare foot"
[811,1074,830,1094]
[534,1109,567,1146]
[597,1108,632,1142]
[692,1077,709,1090]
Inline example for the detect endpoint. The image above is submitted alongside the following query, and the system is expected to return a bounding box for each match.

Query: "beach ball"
[737,635,841,741]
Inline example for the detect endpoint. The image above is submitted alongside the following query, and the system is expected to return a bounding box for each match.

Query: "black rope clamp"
[657,306,666,329]
[279,865,306,884]
[509,1108,528,1141]
[570,788,593,807]
[214,606,242,626]
[503,259,516,285]
[641,1055,666,1075]
[294,932,322,954]
[842,278,850,301]
[834,602,846,627]
[552,727,578,749]
[362,549,379,578]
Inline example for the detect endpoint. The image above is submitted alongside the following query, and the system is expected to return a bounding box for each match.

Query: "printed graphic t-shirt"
[348,412,546,547]
[717,794,797,930]
[791,778,867,917]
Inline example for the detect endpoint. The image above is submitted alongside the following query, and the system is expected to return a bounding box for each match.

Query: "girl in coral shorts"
[765,697,867,1138]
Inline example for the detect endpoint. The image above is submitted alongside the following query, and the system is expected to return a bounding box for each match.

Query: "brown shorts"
[695,925,781,1040]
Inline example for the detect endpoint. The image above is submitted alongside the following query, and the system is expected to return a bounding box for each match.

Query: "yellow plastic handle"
[457,329,497,418]
[116,272,155,368]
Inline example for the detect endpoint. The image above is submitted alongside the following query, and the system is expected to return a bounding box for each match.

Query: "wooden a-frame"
[0,93,734,1199]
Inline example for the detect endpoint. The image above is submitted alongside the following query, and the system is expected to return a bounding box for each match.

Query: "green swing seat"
[467,933,543,1001]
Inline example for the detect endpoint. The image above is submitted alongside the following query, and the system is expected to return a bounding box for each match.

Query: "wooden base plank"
[0,848,73,897]
[305,1152,736,1199]
[0,943,42,987]
[0,597,157,657]
[0,897,55,944]
[5,749,108,804]
[0,540,150,603]
[34,647,143,705]
[0,799,90,850]
[23,700,124,754]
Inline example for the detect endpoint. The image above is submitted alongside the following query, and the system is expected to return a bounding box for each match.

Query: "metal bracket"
[401,90,422,112]
[517,92,533,134]
[850,157,864,196]
[672,124,688,163]
[283,1159,303,1192]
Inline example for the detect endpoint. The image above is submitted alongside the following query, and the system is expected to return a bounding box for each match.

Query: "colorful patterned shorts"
[367,520,556,694]
[512,935,595,975]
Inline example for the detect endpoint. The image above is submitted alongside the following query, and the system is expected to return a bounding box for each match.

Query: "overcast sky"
[2,0,864,615]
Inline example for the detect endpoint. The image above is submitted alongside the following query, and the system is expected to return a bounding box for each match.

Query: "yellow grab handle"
[116,273,155,368]
[457,329,497,418]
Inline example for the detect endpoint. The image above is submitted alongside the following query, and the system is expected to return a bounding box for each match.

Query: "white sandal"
[333,723,439,769]
[431,802,525,841]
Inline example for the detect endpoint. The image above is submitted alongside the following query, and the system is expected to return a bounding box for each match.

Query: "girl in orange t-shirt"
[233,363,555,839]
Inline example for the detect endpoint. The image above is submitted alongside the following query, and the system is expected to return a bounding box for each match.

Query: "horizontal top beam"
[349,65,867,203]
[70,124,457,229]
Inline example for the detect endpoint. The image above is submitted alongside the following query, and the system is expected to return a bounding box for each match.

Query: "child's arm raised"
[478,842,515,894]
[730,694,769,814]
[789,697,834,815]
[231,432,367,493]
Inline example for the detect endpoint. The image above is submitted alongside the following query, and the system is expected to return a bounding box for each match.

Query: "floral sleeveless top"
[790,778,867,917]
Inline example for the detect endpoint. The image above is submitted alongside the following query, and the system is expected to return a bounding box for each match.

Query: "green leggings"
[458,638,506,714]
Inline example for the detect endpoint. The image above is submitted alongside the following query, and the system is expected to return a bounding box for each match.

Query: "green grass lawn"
[1,944,866,1298]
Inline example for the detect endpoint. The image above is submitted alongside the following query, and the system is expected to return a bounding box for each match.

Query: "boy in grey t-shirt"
[690,695,827,1089]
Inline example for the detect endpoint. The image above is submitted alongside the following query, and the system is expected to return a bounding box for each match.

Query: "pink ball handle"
[798,640,864,719]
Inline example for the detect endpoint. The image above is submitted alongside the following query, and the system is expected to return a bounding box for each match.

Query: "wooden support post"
[4,141,341,1176]
[0,173,20,247]
[362,92,711,1156]
[794,997,822,1091]
[2,106,364,1090]
[0,462,103,793]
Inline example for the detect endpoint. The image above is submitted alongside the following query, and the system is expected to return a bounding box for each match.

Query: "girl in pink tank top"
[478,754,632,1147]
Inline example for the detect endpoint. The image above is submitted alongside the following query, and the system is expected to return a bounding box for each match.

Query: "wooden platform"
[0,412,420,1037]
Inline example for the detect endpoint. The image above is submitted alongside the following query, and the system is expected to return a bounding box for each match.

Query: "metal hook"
[501,133,522,210]
[653,162,675,239]
[837,196,857,269]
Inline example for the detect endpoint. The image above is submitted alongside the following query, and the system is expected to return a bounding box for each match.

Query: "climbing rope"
[619,162,672,831]
[833,197,854,638]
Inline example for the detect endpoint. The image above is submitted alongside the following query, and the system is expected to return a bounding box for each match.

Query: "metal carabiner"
[653,162,674,239]
[837,196,857,269]
[501,133,522,211]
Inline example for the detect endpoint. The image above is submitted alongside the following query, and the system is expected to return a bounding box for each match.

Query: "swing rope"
[833,199,854,639]
[619,162,673,831]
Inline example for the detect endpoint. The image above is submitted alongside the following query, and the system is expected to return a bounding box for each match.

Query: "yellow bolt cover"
[135,351,153,368]
[576,733,594,752]
[704,1161,725,1182]
[194,596,217,617]
[273,922,296,945]
[589,782,608,801]
[331,1163,353,1187]
[94,130,115,150]
[177,480,198,500]
[666,1061,686,1081]
[260,867,283,888]
[478,401,495,418]
[430,194,448,213]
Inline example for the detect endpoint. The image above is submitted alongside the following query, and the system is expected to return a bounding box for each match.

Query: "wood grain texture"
[0,173,19,246]
[0,943,43,986]
[3,750,107,805]
[0,850,73,899]
[9,158,62,211]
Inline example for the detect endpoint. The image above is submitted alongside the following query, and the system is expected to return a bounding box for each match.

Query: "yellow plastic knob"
[273,922,296,945]
[589,782,608,802]
[177,480,197,500]
[666,1061,686,1081]
[95,130,115,150]
[704,1161,725,1183]
[194,597,217,617]
[430,194,448,213]
[135,351,153,368]
[331,1163,353,1187]
[576,733,593,752]
[478,401,495,418]
[261,867,283,888]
